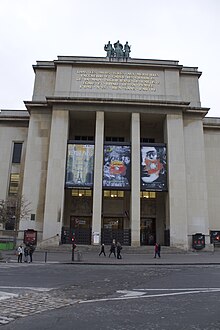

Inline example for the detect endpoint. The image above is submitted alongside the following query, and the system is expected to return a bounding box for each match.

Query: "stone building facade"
[0,54,220,250]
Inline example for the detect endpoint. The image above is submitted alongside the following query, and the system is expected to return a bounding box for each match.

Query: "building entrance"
[140,218,156,245]
[69,216,91,245]
[101,217,131,245]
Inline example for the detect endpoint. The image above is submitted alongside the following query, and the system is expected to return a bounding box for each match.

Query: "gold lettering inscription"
[76,70,160,92]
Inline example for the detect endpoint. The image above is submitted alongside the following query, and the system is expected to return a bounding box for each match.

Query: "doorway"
[70,216,92,245]
[140,218,156,245]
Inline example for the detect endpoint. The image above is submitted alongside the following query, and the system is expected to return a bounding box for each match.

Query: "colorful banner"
[65,144,94,188]
[103,145,131,188]
[141,145,167,191]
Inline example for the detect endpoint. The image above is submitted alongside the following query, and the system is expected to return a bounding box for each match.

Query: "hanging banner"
[65,144,94,188]
[103,145,131,189]
[141,145,167,191]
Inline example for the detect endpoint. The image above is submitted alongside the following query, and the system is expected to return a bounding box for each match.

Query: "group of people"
[99,241,161,259]
[99,240,123,259]
[16,244,35,263]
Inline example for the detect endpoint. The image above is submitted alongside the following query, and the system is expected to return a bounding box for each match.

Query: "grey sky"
[0,0,219,117]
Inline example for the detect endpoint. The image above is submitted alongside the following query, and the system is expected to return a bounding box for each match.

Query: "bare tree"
[0,195,31,247]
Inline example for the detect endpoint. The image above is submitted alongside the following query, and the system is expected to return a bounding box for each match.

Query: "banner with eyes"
[141,145,167,191]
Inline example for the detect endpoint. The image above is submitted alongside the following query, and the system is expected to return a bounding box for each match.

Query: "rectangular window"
[12,143,23,163]
[74,136,94,141]
[71,189,92,197]
[30,214,36,221]
[140,191,156,199]
[105,137,125,142]
[103,190,124,198]
[140,138,155,143]
[8,173,20,195]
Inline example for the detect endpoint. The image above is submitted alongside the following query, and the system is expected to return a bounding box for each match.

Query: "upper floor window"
[140,138,155,143]
[105,137,124,142]
[12,143,23,164]
[74,136,94,141]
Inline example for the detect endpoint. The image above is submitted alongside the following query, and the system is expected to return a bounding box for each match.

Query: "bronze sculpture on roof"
[104,40,131,61]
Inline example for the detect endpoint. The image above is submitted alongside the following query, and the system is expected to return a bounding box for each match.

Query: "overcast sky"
[0,0,219,117]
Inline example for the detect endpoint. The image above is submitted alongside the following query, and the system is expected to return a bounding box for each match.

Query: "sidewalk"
[1,248,220,265]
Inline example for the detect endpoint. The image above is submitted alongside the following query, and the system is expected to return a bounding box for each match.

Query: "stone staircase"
[36,244,186,254]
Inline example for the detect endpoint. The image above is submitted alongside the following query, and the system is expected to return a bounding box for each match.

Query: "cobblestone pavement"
[0,291,76,326]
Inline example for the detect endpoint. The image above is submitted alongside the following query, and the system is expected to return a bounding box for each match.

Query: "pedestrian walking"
[154,242,161,258]
[28,244,35,263]
[109,240,116,258]
[157,243,161,258]
[116,242,122,259]
[99,243,106,256]
[17,245,23,263]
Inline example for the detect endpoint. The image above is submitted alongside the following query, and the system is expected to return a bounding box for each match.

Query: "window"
[30,214,36,221]
[105,137,125,142]
[74,136,93,141]
[140,138,155,143]
[12,143,23,163]
[71,189,92,197]
[140,191,156,199]
[8,173,20,195]
[104,190,124,198]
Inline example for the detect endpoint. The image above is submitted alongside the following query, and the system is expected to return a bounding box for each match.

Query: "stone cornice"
[32,56,201,76]
[0,109,29,121]
[203,117,220,128]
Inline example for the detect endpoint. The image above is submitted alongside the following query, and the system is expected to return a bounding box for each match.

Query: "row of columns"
[21,109,209,250]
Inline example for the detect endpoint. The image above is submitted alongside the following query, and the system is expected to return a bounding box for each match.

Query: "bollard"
[45,251,47,263]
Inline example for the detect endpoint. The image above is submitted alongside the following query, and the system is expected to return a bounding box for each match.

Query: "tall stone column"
[165,114,188,250]
[43,110,69,241]
[19,110,52,237]
[184,116,210,249]
[92,111,104,245]
[131,113,140,246]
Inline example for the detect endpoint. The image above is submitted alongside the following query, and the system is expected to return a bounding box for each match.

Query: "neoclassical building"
[1,49,220,250]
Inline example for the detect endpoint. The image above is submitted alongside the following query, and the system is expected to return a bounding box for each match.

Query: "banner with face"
[141,145,167,191]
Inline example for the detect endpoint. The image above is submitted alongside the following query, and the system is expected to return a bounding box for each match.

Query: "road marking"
[79,288,220,304]
[117,290,146,297]
[0,286,55,292]
[133,288,220,291]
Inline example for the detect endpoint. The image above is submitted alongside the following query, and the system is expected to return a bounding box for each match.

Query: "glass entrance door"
[140,218,156,245]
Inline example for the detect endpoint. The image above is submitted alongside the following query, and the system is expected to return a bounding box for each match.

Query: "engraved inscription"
[76,70,160,92]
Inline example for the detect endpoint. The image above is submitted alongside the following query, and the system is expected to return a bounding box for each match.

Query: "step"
[36,244,186,254]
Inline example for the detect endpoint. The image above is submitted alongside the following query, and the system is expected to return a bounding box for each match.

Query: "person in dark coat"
[116,242,122,259]
[28,244,35,263]
[24,245,29,262]
[109,240,116,258]
[99,244,106,256]
[157,243,161,258]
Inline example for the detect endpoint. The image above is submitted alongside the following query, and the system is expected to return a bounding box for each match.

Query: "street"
[0,262,220,329]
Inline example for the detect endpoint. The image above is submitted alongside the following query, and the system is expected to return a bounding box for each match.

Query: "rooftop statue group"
[104,40,131,61]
